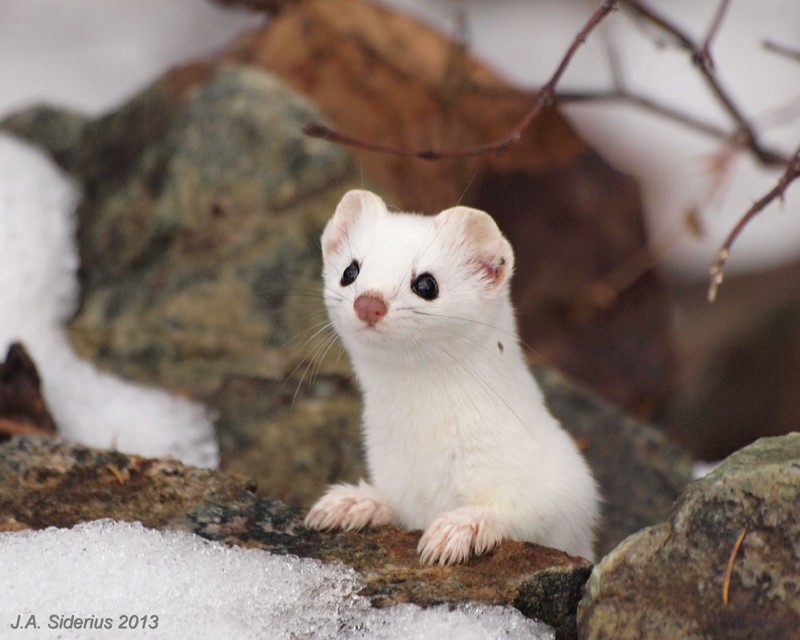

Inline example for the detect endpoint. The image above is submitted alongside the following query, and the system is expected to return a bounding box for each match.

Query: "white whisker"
[435,344,527,431]
[408,308,538,355]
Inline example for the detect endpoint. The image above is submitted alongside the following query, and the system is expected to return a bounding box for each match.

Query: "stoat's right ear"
[321,190,387,259]
[435,205,514,291]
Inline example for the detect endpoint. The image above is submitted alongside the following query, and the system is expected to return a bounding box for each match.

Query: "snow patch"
[0,520,554,640]
[0,134,218,467]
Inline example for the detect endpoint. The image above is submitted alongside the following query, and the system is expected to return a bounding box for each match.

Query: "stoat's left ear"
[322,190,387,259]
[435,206,514,289]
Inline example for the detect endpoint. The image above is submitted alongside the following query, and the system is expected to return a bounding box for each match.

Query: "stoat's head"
[321,189,515,365]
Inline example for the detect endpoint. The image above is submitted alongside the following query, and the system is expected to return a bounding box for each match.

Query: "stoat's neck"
[352,316,530,409]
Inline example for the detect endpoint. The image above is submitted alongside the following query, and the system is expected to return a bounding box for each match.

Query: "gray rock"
[2,61,365,501]
[1,104,89,171]
[577,433,800,639]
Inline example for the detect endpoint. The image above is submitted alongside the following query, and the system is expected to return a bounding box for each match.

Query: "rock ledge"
[0,435,590,639]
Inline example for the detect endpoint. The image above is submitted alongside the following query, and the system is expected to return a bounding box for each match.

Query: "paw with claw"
[304,480,394,531]
[417,506,504,565]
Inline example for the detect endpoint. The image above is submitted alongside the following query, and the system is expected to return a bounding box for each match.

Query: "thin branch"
[304,0,618,159]
[701,0,731,70]
[763,39,800,64]
[599,19,627,90]
[563,88,729,140]
[619,0,777,166]
[557,89,790,166]
[561,0,787,169]
[709,144,800,302]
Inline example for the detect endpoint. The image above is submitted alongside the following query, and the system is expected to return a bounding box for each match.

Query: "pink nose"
[354,294,388,326]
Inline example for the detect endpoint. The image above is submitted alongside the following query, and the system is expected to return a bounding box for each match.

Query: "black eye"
[340,260,360,286]
[411,273,438,300]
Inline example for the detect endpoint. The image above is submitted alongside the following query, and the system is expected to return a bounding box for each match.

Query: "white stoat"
[304,189,599,565]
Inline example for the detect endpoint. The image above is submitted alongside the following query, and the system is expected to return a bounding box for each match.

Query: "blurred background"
[2,0,800,467]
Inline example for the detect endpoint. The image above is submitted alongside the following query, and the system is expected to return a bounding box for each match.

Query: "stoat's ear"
[321,190,387,259]
[435,206,514,289]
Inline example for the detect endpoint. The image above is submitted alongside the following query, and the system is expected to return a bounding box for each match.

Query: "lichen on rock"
[578,433,800,639]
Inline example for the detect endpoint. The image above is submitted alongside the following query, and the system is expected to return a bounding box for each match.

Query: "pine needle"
[722,526,748,606]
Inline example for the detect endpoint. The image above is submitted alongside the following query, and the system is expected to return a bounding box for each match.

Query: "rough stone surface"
[577,433,800,640]
[2,62,365,502]
[0,435,253,533]
[1,105,89,171]
[0,436,590,638]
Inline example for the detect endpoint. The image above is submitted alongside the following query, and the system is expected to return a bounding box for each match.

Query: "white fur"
[305,190,600,564]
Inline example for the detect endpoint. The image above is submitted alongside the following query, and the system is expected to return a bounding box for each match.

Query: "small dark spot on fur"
[497,341,504,354]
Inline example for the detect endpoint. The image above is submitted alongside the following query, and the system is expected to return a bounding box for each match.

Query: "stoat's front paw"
[304,480,394,532]
[417,506,504,566]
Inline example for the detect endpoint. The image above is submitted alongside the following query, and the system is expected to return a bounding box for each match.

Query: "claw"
[305,480,394,532]
[417,507,503,565]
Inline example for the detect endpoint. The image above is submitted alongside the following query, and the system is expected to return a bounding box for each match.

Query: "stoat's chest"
[359,369,531,528]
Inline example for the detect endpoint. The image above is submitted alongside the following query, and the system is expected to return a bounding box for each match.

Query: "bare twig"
[709,144,800,302]
[561,0,785,167]
[620,0,799,302]
[763,39,800,63]
[308,0,791,171]
[303,0,798,292]
[304,0,618,159]
[722,526,748,606]
[557,88,788,164]
[701,0,731,69]
[560,87,725,135]
[590,207,707,308]
[619,0,778,167]
[599,22,627,90]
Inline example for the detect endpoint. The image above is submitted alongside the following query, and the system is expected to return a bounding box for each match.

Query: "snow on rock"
[0,520,554,640]
[0,134,218,467]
